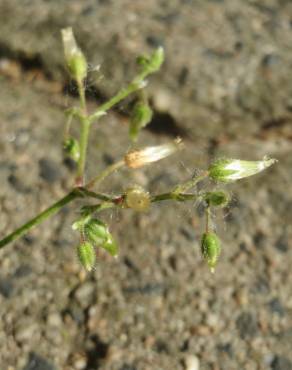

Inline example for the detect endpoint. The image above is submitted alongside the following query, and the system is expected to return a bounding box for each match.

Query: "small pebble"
[22,353,56,370]
[39,158,61,184]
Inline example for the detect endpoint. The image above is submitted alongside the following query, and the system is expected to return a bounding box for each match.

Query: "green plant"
[0,28,277,272]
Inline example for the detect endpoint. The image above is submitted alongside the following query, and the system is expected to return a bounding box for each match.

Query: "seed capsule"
[125,186,151,212]
[77,242,96,272]
[201,232,221,273]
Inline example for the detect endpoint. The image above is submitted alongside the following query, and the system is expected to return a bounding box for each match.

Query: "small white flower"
[208,156,277,182]
[124,138,183,169]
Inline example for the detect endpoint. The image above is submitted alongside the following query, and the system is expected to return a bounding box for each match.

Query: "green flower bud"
[208,157,277,183]
[77,241,96,272]
[61,27,87,82]
[84,219,109,246]
[102,234,118,257]
[203,191,230,208]
[201,232,221,273]
[137,47,164,74]
[147,47,164,73]
[63,137,80,162]
[73,217,118,257]
[125,186,151,212]
[129,102,153,142]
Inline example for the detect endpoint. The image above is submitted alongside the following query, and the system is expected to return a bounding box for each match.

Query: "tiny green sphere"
[77,241,96,272]
[201,232,221,272]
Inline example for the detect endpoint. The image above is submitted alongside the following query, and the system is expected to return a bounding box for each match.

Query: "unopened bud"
[77,241,96,272]
[63,137,80,161]
[129,102,153,142]
[201,232,221,273]
[84,218,108,246]
[203,191,230,208]
[124,138,183,169]
[125,186,151,212]
[136,47,164,73]
[208,157,277,183]
[61,27,87,82]
[102,234,118,257]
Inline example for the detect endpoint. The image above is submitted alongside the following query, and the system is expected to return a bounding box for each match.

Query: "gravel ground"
[0,1,292,370]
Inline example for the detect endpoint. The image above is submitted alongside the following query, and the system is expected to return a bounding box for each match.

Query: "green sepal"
[129,102,153,142]
[67,54,87,83]
[63,137,80,162]
[201,232,221,272]
[208,159,237,183]
[137,47,164,74]
[203,191,230,208]
[101,235,119,257]
[84,219,109,246]
[77,241,96,271]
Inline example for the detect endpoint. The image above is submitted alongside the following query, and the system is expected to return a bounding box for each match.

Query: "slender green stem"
[77,79,87,114]
[0,190,80,249]
[85,160,125,189]
[173,172,209,194]
[77,187,112,202]
[81,202,115,216]
[151,192,199,203]
[89,71,149,123]
[0,186,205,249]
[75,79,90,186]
[76,117,91,185]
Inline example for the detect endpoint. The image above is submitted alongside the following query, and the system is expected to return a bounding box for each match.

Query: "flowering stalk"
[0,29,277,274]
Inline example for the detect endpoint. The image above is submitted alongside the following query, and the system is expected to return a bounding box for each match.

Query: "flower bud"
[136,47,164,73]
[84,218,109,246]
[125,186,151,212]
[77,241,96,271]
[208,157,277,183]
[203,191,230,208]
[63,137,80,161]
[129,102,153,142]
[201,232,221,273]
[61,27,87,82]
[102,234,118,257]
[124,138,183,169]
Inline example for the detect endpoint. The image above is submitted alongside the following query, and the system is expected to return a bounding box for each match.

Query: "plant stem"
[75,78,91,186]
[0,188,202,249]
[151,192,199,203]
[0,190,80,249]
[85,160,125,189]
[172,172,209,194]
[89,71,148,123]
[76,117,91,186]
